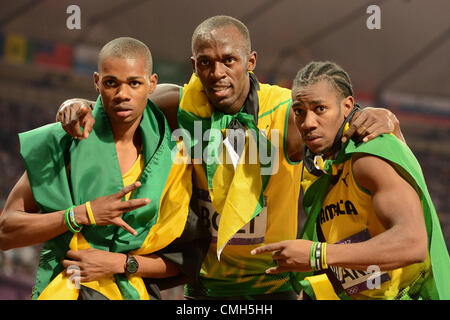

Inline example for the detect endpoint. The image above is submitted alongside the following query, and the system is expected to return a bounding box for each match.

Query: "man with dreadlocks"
[252,61,450,300]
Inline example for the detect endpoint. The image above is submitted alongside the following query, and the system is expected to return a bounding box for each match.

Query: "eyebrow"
[293,99,326,106]
[103,75,145,80]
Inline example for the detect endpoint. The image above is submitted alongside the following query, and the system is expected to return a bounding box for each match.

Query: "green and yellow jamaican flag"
[19,96,192,300]
[296,133,450,300]
[177,73,277,258]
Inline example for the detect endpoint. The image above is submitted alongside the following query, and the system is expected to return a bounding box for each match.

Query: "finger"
[342,114,360,143]
[117,182,142,199]
[360,123,384,142]
[119,198,150,212]
[70,106,83,138]
[271,249,286,260]
[62,259,80,270]
[66,249,81,260]
[79,106,94,139]
[265,265,291,274]
[251,242,285,255]
[114,218,137,236]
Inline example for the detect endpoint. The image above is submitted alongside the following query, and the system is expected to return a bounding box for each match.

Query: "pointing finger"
[251,242,286,255]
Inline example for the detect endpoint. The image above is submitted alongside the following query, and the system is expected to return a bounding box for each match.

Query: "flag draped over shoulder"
[19,96,192,300]
[297,134,450,300]
[177,73,276,258]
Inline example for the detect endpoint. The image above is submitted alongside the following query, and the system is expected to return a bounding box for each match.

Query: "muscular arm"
[326,154,427,270]
[0,172,86,250]
[149,84,181,131]
[0,172,147,250]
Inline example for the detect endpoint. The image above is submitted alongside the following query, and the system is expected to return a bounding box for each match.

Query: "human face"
[94,56,157,127]
[292,80,353,155]
[191,25,256,114]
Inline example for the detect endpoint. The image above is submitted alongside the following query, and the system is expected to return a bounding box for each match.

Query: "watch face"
[126,256,139,274]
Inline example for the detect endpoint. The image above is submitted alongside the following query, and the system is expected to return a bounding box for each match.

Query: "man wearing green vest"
[55,16,403,299]
[0,37,209,299]
[252,61,449,300]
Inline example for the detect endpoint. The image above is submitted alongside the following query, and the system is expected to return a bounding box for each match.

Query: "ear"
[247,51,257,71]
[342,96,354,118]
[148,73,158,95]
[93,72,100,93]
[190,56,197,76]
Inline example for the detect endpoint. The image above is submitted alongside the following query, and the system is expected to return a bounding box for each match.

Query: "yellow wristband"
[86,201,96,226]
[321,242,328,269]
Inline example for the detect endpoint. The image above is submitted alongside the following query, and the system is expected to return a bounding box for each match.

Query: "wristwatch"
[125,254,139,274]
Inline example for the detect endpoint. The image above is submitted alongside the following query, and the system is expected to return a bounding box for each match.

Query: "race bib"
[330,229,391,296]
[196,189,267,245]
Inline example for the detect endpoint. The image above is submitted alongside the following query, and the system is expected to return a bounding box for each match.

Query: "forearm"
[100,253,181,279]
[326,225,423,271]
[0,205,87,250]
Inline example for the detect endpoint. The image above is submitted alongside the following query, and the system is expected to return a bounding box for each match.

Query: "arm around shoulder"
[149,84,182,131]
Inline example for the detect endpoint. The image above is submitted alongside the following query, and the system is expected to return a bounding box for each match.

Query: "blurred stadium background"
[0,0,448,300]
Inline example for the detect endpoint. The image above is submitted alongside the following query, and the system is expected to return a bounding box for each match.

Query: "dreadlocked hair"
[292,61,354,98]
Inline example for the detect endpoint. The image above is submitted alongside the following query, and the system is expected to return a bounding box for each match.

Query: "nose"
[302,111,318,131]
[211,61,226,80]
[114,83,131,101]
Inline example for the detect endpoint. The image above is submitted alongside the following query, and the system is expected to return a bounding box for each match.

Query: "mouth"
[303,134,322,146]
[208,84,232,98]
[113,105,133,118]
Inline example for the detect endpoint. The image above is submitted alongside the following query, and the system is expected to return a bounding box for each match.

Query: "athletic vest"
[178,73,301,297]
[299,134,449,300]
[319,157,432,299]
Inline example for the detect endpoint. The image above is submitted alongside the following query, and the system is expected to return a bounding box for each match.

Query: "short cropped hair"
[98,37,153,74]
[191,15,251,55]
[293,61,354,99]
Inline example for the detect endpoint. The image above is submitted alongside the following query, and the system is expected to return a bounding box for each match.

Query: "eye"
[293,108,304,116]
[316,105,326,113]
[198,59,210,67]
[224,57,235,65]
[104,79,117,87]
[129,80,142,88]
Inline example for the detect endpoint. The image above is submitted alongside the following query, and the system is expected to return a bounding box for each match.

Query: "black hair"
[191,15,251,54]
[98,37,153,74]
[292,61,353,98]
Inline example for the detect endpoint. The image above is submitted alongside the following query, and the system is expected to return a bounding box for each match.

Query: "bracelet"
[309,242,318,271]
[85,201,96,226]
[315,242,322,271]
[321,242,328,269]
[65,205,82,233]
[309,242,328,271]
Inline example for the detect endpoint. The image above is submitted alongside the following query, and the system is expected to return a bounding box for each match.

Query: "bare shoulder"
[149,84,181,130]
[351,153,401,193]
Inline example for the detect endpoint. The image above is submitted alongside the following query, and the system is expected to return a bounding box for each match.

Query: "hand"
[342,107,396,144]
[56,99,95,140]
[75,181,150,235]
[251,240,313,273]
[62,248,126,282]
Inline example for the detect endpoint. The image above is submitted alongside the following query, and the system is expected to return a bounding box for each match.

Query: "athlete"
[56,16,404,299]
[0,37,209,299]
[251,61,450,300]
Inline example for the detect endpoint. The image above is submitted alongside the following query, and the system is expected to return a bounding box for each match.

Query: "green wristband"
[310,242,319,271]
[65,205,82,233]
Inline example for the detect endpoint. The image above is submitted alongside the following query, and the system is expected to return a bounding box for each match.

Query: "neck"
[111,115,142,148]
[227,74,251,115]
